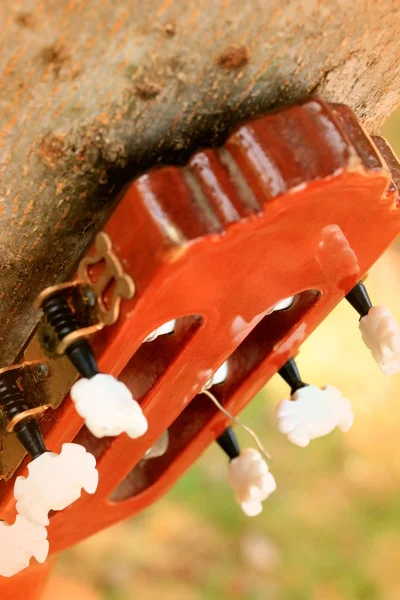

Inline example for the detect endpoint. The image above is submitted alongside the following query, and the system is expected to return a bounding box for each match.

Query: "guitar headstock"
[0,97,399,562]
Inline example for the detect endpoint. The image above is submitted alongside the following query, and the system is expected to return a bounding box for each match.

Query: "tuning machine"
[35,233,148,440]
[217,427,276,516]
[276,358,354,447]
[346,281,400,375]
[0,362,50,461]
[203,366,275,516]
[0,361,98,528]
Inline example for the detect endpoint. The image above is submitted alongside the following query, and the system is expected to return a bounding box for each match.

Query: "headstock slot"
[71,315,203,463]
[109,290,320,503]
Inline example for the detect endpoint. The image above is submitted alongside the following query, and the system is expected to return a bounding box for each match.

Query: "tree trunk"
[0,0,399,363]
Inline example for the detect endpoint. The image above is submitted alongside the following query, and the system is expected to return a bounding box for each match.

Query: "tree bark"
[0,0,399,363]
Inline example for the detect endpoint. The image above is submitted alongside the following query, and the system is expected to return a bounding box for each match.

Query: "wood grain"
[0,0,399,363]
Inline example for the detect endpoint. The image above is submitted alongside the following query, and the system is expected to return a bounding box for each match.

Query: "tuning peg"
[14,443,98,526]
[70,374,148,439]
[0,516,49,578]
[37,288,100,379]
[0,369,47,461]
[346,281,400,375]
[36,286,148,440]
[277,358,307,395]
[0,366,99,526]
[217,427,276,516]
[276,358,353,447]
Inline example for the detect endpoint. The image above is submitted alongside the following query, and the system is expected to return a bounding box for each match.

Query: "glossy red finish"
[1,98,400,575]
[0,559,55,599]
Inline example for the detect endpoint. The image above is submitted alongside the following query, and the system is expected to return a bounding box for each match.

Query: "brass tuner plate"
[0,337,79,481]
[37,281,102,358]
[78,232,135,326]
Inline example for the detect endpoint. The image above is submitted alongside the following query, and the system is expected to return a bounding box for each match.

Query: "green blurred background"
[51,112,400,600]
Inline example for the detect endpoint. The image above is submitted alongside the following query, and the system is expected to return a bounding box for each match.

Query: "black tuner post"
[345,281,372,319]
[278,358,308,396]
[217,426,241,461]
[0,373,46,460]
[42,293,99,379]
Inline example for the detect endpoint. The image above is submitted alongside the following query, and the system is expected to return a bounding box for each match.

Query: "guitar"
[0,97,399,596]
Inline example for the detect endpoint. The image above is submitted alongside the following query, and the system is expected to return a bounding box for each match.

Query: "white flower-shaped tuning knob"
[276,385,353,447]
[70,373,148,439]
[14,443,99,526]
[0,516,49,577]
[228,448,276,516]
[359,306,400,375]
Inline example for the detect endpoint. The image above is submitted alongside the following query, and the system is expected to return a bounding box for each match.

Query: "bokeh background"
[45,113,400,600]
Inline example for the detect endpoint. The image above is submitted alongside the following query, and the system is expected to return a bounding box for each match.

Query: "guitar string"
[201,387,272,462]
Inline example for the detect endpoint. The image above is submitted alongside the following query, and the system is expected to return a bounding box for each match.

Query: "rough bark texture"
[0,0,399,364]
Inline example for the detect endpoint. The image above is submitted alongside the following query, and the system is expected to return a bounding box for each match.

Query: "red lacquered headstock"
[0,98,399,565]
